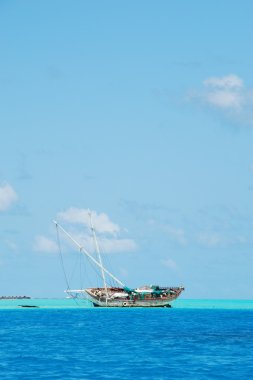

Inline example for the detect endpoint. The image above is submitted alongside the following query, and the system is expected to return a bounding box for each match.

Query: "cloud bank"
[35,208,137,254]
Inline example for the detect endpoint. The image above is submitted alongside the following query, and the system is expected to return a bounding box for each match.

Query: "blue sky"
[0,1,253,298]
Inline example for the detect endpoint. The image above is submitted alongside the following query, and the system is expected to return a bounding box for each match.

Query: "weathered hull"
[85,287,184,308]
[90,298,173,307]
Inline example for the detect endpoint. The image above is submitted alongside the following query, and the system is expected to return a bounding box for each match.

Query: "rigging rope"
[55,224,85,307]
[56,223,71,290]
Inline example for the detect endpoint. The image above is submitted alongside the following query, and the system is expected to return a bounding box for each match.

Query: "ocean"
[0,299,253,379]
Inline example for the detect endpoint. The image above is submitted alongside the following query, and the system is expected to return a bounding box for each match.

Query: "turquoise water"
[1,298,253,309]
[0,298,91,309]
[1,299,253,379]
[173,298,253,309]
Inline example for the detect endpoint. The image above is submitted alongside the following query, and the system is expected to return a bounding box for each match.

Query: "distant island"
[0,296,31,300]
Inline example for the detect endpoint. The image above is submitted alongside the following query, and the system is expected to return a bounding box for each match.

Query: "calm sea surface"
[0,300,253,379]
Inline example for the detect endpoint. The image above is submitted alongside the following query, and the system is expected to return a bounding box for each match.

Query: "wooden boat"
[54,215,184,308]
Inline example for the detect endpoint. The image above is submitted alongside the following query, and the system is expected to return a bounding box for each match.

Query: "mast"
[88,211,108,302]
[53,220,125,288]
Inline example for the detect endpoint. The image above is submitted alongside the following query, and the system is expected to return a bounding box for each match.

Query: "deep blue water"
[0,308,253,379]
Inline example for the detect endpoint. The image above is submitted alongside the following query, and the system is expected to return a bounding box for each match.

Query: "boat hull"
[91,299,172,307]
[85,287,184,308]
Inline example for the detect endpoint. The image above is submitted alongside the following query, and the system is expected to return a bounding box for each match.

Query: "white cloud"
[63,229,137,255]
[203,75,243,89]
[62,231,137,253]
[0,182,18,211]
[49,208,137,255]
[57,207,120,235]
[34,235,58,253]
[205,90,243,110]
[188,74,253,125]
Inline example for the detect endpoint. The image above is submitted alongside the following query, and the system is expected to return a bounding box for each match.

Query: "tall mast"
[53,221,125,287]
[88,211,108,301]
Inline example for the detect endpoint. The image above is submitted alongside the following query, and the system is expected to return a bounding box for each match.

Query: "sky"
[0,0,253,299]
